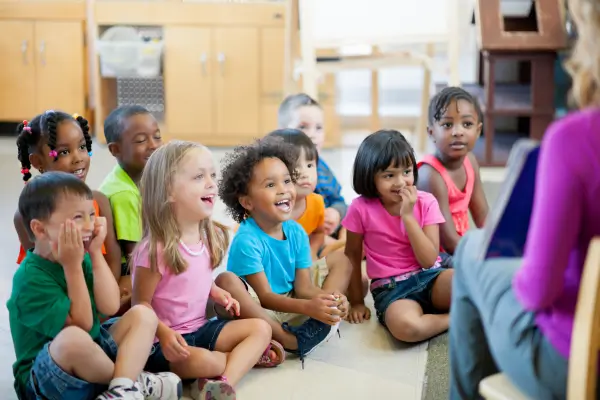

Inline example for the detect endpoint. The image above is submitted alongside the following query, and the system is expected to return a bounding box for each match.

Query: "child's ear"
[29,153,43,171]
[29,219,47,241]
[476,122,483,137]
[107,142,120,158]
[238,196,252,213]
[426,126,435,141]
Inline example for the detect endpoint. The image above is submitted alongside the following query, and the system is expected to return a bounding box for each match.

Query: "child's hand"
[399,186,417,217]
[212,287,240,317]
[333,292,350,320]
[89,217,107,255]
[157,327,190,363]
[306,293,342,325]
[324,208,341,235]
[53,220,85,270]
[347,303,371,324]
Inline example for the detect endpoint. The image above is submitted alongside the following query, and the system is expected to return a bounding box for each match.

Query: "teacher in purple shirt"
[448,1,600,398]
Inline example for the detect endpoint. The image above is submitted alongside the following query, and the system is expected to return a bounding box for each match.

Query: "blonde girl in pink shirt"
[343,130,452,343]
[132,141,283,400]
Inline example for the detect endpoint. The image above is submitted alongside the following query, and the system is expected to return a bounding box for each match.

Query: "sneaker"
[95,385,144,400]
[137,371,183,400]
[282,318,340,368]
[190,376,236,400]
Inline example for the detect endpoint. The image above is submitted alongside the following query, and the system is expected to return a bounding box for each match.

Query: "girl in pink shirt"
[417,87,489,256]
[343,130,451,343]
[132,141,284,400]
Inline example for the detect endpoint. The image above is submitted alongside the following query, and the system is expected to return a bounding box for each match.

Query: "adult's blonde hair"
[565,0,600,108]
[136,140,229,275]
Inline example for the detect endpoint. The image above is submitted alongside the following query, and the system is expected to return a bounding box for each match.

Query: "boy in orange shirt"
[267,129,326,259]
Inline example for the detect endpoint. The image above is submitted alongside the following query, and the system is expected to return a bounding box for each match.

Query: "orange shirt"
[296,193,325,235]
[17,199,106,264]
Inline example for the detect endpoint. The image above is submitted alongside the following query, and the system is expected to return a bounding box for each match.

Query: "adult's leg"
[385,299,449,342]
[449,229,568,400]
[215,272,298,350]
[213,319,272,386]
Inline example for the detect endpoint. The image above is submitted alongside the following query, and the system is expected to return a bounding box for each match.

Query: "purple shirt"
[513,109,600,359]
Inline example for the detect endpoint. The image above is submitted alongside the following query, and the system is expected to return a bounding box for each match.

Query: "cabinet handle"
[217,52,226,76]
[21,40,28,65]
[39,40,46,66]
[200,53,208,75]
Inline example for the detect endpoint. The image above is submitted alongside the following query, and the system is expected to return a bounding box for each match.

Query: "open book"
[478,139,541,260]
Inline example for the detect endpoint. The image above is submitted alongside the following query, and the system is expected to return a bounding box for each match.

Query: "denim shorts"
[23,319,119,400]
[371,267,448,327]
[145,318,228,373]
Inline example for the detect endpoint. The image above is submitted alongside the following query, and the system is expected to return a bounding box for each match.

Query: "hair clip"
[88,151,93,157]
[21,168,29,175]
[23,126,32,134]
[72,113,80,119]
[48,150,58,158]
[23,120,28,127]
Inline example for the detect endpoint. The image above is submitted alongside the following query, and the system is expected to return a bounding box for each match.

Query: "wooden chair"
[286,0,461,151]
[480,237,600,400]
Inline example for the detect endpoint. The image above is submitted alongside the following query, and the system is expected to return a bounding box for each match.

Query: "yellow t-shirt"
[296,193,325,235]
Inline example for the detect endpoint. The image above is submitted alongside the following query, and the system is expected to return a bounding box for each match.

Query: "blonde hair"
[135,140,229,275]
[565,0,600,108]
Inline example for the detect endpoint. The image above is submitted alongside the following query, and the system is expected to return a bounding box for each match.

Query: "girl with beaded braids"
[13,111,123,292]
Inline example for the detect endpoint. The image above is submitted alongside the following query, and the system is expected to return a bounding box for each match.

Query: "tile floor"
[0,132,505,400]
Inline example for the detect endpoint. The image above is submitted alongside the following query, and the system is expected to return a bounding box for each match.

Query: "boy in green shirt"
[7,172,182,400]
[100,105,163,268]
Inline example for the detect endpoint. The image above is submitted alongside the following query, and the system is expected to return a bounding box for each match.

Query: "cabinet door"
[34,21,85,114]
[260,27,284,133]
[164,27,213,141]
[214,27,259,139]
[0,21,35,120]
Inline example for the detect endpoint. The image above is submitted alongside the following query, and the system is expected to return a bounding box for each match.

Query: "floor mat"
[422,333,449,400]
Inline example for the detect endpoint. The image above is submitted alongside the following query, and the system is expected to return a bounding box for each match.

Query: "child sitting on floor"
[344,130,452,344]
[132,141,277,400]
[215,137,352,367]
[417,87,489,256]
[8,171,181,400]
[278,93,348,243]
[266,129,326,259]
[14,111,122,282]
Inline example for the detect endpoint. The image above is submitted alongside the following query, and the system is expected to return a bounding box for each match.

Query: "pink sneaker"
[190,376,236,400]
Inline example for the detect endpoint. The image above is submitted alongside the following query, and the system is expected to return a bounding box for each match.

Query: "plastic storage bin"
[97,26,164,78]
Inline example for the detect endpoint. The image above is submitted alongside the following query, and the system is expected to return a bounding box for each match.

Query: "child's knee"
[390,320,423,343]
[214,271,242,290]
[248,318,272,339]
[49,326,95,360]
[326,248,352,275]
[124,304,158,330]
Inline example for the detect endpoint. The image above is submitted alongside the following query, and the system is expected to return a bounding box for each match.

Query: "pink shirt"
[132,240,213,335]
[342,191,445,279]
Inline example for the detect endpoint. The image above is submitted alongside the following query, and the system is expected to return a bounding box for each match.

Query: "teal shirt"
[7,252,99,394]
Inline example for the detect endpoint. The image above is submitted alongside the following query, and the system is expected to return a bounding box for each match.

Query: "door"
[0,21,35,120]
[260,27,285,133]
[34,21,86,114]
[214,27,259,138]
[164,26,213,141]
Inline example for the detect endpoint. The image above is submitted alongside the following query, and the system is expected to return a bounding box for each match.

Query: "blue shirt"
[315,158,347,218]
[227,218,312,294]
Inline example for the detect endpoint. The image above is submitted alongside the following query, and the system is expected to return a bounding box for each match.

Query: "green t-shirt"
[7,252,100,394]
[99,164,142,245]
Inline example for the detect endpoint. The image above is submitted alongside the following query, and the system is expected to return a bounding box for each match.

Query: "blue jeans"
[449,230,569,400]
[145,318,228,373]
[371,267,447,327]
[24,319,119,400]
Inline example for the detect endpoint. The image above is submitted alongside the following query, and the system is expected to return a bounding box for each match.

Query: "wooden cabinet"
[164,26,260,145]
[0,2,87,122]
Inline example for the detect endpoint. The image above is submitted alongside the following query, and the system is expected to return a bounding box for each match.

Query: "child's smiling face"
[375,162,415,206]
[110,113,163,174]
[241,157,297,225]
[31,120,91,181]
[294,148,318,200]
[428,99,482,159]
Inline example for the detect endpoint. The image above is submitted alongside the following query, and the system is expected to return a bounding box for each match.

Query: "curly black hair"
[219,136,300,223]
[427,86,483,126]
[16,110,92,183]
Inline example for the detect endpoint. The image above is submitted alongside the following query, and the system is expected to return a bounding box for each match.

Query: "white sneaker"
[95,385,144,400]
[137,371,183,400]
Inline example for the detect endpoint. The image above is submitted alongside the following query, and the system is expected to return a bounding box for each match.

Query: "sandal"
[254,340,285,368]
